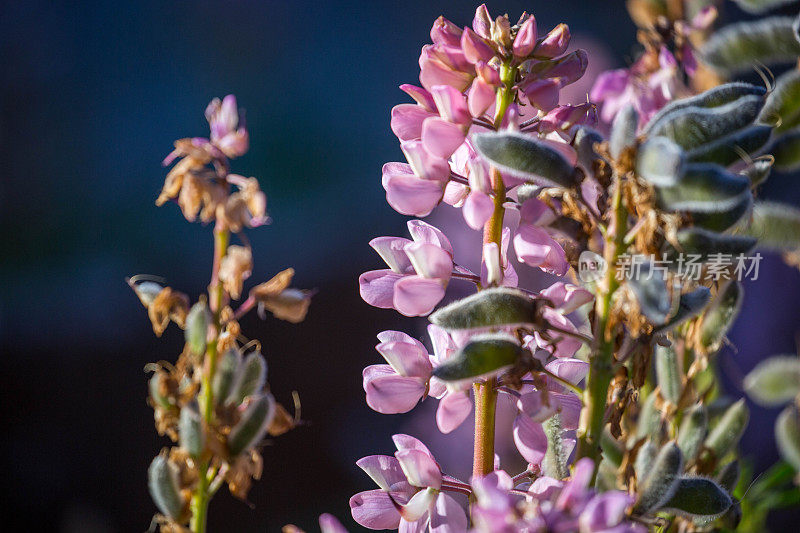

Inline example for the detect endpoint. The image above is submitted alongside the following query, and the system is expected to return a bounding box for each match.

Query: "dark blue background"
[2,1,799,530]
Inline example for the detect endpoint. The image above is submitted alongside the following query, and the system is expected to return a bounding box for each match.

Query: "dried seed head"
[219,245,253,300]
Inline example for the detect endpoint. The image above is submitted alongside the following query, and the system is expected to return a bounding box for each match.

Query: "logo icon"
[578,251,607,282]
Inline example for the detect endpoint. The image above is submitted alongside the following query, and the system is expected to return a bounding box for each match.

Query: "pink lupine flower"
[205,95,249,158]
[359,220,453,316]
[318,514,349,533]
[541,281,594,314]
[481,227,517,287]
[428,324,474,433]
[350,435,468,531]
[513,197,570,276]
[382,162,446,217]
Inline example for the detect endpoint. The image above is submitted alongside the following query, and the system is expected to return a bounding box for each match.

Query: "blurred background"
[2,0,800,530]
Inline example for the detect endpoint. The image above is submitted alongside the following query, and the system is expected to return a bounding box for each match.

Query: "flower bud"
[534,24,570,59]
[461,27,495,64]
[228,393,276,456]
[491,15,512,48]
[430,16,462,46]
[473,4,492,38]
[513,16,537,58]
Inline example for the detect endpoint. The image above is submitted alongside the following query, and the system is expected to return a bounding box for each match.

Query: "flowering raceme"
[349,2,800,532]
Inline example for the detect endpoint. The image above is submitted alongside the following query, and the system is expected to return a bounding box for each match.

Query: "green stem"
[577,171,627,468]
[191,225,230,533]
[472,61,517,479]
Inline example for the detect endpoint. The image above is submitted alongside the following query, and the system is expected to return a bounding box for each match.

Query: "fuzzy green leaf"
[429,287,539,330]
[432,333,523,383]
[473,131,578,187]
[701,16,800,74]
[744,355,800,406]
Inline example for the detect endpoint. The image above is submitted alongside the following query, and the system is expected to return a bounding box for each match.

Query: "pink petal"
[391,104,435,141]
[419,55,473,93]
[545,358,589,385]
[364,366,426,414]
[407,220,453,255]
[319,513,348,533]
[520,77,562,112]
[400,84,437,112]
[529,476,564,501]
[513,16,537,58]
[359,270,403,309]
[392,434,435,457]
[535,23,570,58]
[356,455,411,492]
[467,77,496,119]
[443,181,469,206]
[350,489,404,530]
[396,449,442,489]
[481,242,502,286]
[517,390,558,422]
[422,117,467,159]
[519,197,556,226]
[430,492,469,532]
[430,16,462,46]
[513,415,548,465]
[376,339,433,378]
[393,276,446,317]
[540,281,594,314]
[556,457,594,510]
[369,236,414,273]
[579,492,635,531]
[399,517,430,533]
[590,69,629,103]
[513,225,569,276]
[463,190,494,230]
[472,4,492,38]
[401,140,451,182]
[383,172,444,217]
[404,242,453,281]
[427,324,456,364]
[430,85,471,126]
[436,391,473,433]
[461,27,495,64]
[552,392,582,430]
[377,330,422,345]
[401,488,437,521]
[536,309,581,357]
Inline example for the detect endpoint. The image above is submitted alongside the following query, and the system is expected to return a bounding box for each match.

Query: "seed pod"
[759,68,800,133]
[635,440,658,480]
[686,125,771,167]
[705,399,749,460]
[739,157,774,187]
[656,346,682,405]
[636,393,662,439]
[429,287,539,330]
[635,136,686,187]
[689,193,752,233]
[644,83,766,134]
[701,16,800,75]
[746,200,800,254]
[179,402,204,458]
[609,104,638,158]
[212,346,242,404]
[744,355,800,406]
[571,126,604,172]
[656,287,711,333]
[656,163,750,213]
[733,0,798,15]
[776,405,800,471]
[147,454,186,521]
[149,373,171,408]
[663,477,732,520]
[662,228,757,264]
[228,393,276,456]
[716,461,741,494]
[634,442,684,514]
[698,282,743,355]
[626,260,670,324]
[185,300,210,357]
[432,333,523,383]
[678,404,708,461]
[648,95,765,151]
[228,351,268,406]
[473,131,578,188]
[769,131,800,171]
